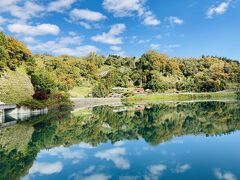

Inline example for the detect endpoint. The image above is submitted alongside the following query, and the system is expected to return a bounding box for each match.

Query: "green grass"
[0,68,34,104]
[69,86,92,98]
[72,109,92,116]
[123,92,239,103]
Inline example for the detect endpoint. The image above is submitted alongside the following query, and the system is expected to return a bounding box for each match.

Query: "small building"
[112,87,128,92]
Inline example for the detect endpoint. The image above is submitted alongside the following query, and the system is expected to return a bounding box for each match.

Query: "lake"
[0,101,239,180]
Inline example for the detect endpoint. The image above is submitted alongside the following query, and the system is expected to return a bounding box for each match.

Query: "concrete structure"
[0,103,17,124]
[112,87,128,92]
[0,102,47,126]
[71,98,122,109]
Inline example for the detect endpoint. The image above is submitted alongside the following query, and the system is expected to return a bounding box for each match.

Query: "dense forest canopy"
[0,32,239,99]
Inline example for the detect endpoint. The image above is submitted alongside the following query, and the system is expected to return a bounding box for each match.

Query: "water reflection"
[0,101,239,179]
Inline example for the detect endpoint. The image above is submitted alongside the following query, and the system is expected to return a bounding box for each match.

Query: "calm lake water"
[0,101,240,180]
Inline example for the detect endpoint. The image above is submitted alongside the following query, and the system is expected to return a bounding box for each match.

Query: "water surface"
[0,101,239,180]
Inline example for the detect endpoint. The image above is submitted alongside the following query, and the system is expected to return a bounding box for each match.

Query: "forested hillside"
[0,32,239,103]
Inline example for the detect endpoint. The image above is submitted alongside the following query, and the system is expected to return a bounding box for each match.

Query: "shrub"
[54,92,65,101]
[33,91,48,100]
[92,83,110,97]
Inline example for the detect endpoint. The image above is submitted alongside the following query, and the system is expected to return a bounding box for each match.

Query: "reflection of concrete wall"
[7,107,48,121]
[0,110,4,123]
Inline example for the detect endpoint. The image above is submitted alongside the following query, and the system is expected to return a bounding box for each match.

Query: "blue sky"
[0,0,239,59]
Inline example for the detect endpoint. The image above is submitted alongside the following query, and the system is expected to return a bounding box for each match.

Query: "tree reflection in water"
[0,101,239,179]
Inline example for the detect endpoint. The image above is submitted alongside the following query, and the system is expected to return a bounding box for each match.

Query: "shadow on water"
[0,101,239,179]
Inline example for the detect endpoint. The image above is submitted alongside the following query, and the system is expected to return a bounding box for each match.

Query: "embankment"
[0,69,34,104]
[71,98,122,110]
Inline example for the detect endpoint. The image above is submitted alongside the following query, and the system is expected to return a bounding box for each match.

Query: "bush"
[33,91,48,100]
[31,70,58,93]
[92,83,110,97]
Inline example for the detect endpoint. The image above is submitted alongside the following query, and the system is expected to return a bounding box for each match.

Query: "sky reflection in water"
[25,133,240,180]
[0,101,239,180]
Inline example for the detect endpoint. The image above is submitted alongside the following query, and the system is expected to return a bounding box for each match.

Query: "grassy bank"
[0,68,34,104]
[123,92,239,103]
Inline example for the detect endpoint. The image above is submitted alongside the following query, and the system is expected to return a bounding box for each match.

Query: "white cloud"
[147,164,167,177]
[79,142,95,149]
[0,16,7,30]
[91,24,126,45]
[24,33,98,57]
[58,36,83,46]
[0,0,75,21]
[143,11,161,26]
[48,0,77,12]
[8,23,60,36]
[175,164,191,173]
[168,16,184,25]
[0,16,7,24]
[84,165,96,174]
[214,168,237,180]
[0,0,19,8]
[113,141,125,146]
[207,1,231,18]
[79,22,92,29]
[83,174,111,180]
[52,45,99,57]
[95,147,130,169]
[103,0,145,17]
[150,44,161,50]
[110,46,122,51]
[138,39,150,44]
[70,9,106,22]
[1,1,44,22]
[23,37,38,44]
[102,0,160,26]
[29,162,63,175]
[156,35,162,39]
[40,146,85,160]
[167,44,180,48]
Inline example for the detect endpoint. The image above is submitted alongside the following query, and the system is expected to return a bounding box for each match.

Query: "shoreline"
[123,91,239,103]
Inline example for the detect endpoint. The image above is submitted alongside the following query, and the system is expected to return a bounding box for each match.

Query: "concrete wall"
[7,107,48,121]
[71,98,122,109]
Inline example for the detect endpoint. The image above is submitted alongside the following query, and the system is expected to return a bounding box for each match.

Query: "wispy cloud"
[47,0,77,12]
[174,164,191,173]
[29,161,63,175]
[40,146,86,160]
[95,147,130,169]
[150,43,161,50]
[69,8,106,29]
[102,0,160,26]
[0,1,44,22]
[147,164,167,179]
[8,23,60,36]
[207,1,231,18]
[91,24,126,45]
[83,173,111,180]
[70,9,106,22]
[168,16,184,26]
[214,168,237,180]
[23,33,98,57]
